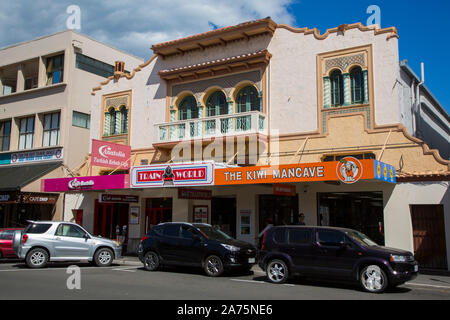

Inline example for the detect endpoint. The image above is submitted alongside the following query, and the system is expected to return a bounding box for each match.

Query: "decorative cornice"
[91,55,157,95]
[277,22,399,41]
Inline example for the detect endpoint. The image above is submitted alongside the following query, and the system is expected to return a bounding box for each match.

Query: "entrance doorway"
[145,198,172,233]
[259,195,299,232]
[410,204,447,270]
[94,200,129,239]
[211,197,236,238]
[317,192,384,245]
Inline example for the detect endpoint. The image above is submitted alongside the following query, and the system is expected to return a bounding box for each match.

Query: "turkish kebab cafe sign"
[91,139,131,170]
[215,157,377,186]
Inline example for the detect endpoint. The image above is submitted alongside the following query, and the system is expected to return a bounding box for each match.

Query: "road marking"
[230,278,294,287]
[111,266,140,272]
[405,282,450,290]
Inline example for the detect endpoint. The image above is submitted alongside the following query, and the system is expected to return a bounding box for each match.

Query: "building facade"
[56,19,449,271]
[0,30,144,227]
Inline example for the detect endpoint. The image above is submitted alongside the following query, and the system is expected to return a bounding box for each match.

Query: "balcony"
[154,111,267,145]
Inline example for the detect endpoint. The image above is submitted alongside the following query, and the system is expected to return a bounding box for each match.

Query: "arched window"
[350,67,364,104]
[330,70,344,107]
[206,91,228,117]
[236,86,260,113]
[120,106,128,134]
[108,108,117,135]
[178,95,199,120]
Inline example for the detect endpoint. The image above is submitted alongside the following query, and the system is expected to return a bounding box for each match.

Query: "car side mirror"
[193,234,200,241]
[339,241,348,249]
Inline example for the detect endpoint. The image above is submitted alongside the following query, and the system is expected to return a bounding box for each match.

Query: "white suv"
[13,221,122,268]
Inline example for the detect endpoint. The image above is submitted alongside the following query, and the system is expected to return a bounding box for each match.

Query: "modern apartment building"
[47,19,449,271]
[0,30,144,227]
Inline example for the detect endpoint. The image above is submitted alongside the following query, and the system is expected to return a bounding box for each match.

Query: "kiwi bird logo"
[337,157,363,184]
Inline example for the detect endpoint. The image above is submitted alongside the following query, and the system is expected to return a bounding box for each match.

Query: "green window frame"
[350,67,365,104]
[72,111,90,129]
[120,106,128,134]
[330,70,344,107]
[178,96,199,120]
[75,53,115,78]
[236,86,260,113]
[206,91,228,117]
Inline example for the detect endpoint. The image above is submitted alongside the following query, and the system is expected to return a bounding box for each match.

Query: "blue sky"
[0,0,448,113]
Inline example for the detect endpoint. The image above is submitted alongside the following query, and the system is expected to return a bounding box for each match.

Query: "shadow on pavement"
[251,275,412,294]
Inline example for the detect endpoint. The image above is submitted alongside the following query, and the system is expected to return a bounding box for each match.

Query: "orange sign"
[215,160,375,186]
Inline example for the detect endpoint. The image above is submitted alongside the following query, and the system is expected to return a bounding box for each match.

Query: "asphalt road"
[0,258,449,300]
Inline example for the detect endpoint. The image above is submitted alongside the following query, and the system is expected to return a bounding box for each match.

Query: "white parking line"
[405,282,450,290]
[230,278,295,287]
[111,266,140,272]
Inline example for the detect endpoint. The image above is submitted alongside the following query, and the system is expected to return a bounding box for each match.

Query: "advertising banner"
[42,174,129,192]
[11,148,63,164]
[214,158,395,186]
[91,139,131,170]
[130,162,214,188]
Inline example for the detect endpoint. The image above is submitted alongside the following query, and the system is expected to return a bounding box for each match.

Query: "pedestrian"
[297,213,306,225]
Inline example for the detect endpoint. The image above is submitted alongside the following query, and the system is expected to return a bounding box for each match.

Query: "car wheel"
[266,259,289,284]
[204,255,224,277]
[26,248,49,269]
[360,265,388,293]
[143,251,160,271]
[94,248,114,267]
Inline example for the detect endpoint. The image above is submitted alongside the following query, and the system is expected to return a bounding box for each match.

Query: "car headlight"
[221,244,240,252]
[390,255,407,262]
[112,240,121,247]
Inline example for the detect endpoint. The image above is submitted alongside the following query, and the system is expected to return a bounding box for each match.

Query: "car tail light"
[21,234,28,244]
[140,236,149,243]
[261,231,268,250]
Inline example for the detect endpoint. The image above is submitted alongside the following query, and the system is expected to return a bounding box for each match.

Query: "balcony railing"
[155,111,267,143]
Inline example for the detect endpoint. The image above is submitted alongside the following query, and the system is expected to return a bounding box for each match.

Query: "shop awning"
[0,162,63,192]
[214,158,396,186]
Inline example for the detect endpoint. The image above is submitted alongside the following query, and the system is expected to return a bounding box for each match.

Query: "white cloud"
[0,0,296,59]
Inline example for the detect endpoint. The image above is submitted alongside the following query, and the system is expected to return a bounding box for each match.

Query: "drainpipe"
[414,63,425,138]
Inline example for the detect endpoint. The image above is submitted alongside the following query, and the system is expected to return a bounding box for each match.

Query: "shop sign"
[215,159,389,186]
[10,148,63,164]
[273,184,297,196]
[42,174,129,192]
[91,139,131,170]
[130,162,214,188]
[178,188,212,200]
[22,193,58,204]
[373,160,396,184]
[100,194,139,203]
[0,192,19,203]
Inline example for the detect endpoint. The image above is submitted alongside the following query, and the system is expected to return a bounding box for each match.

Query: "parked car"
[12,221,122,268]
[0,228,24,258]
[258,226,418,293]
[138,222,257,277]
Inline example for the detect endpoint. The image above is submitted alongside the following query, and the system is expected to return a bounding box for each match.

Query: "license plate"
[414,265,418,272]
[248,258,255,264]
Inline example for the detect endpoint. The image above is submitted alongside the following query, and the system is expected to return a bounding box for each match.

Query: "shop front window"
[317,192,384,245]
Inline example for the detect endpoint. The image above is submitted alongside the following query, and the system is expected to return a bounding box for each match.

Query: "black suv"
[138,222,257,277]
[258,226,418,293]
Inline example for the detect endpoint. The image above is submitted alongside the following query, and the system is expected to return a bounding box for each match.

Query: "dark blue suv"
[138,222,257,277]
[258,226,418,293]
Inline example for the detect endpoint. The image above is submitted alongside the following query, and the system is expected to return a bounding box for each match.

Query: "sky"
[0,0,449,113]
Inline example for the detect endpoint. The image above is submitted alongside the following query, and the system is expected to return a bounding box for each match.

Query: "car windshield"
[345,230,378,247]
[195,225,233,241]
